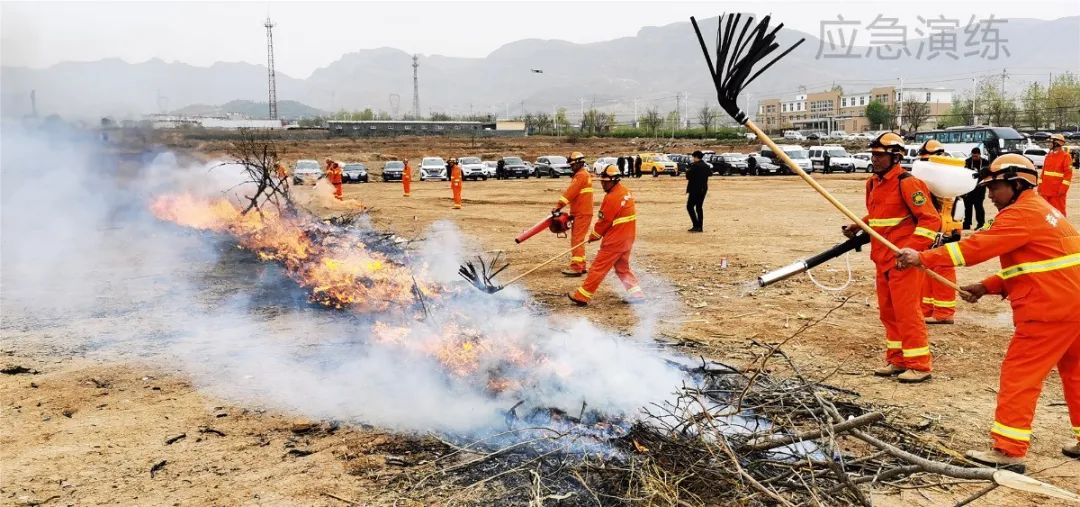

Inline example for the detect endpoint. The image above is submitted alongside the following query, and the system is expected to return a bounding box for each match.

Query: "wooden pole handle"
[501,240,590,288]
[744,120,969,296]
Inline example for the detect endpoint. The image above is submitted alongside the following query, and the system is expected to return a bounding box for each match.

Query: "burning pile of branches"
[403,305,1074,506]
[151,193,430,312]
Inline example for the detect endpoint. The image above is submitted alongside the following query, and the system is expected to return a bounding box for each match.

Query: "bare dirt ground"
[2,135,1077,506]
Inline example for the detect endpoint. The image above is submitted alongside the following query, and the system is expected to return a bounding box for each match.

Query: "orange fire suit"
[1039,148,1073,216]
[863,165,941,372]
[402,162,412,197]
[555,169,594,273]
[921,198,962,321]
[919,191,1080,457]
[571,183,642,304]
[450,165,463,208]
[327,164,344,200]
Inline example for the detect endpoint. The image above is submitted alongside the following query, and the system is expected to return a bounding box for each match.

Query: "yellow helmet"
[918,139,945,157]
[979,153,1038,187]
[1050,133,1066,146]
[569,151,586,164]
[869,132,905,154]
[599,164,622,181]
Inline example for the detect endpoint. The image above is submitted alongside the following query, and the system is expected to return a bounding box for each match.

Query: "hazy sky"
[2,0,1077,78]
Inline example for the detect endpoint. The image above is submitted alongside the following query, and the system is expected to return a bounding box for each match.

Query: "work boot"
[873,364,905,377]
[561,268,585,277]
[1063,442,1080,459]
[567,293,588,307]
[925,318,954,325]
[965,449,1026,473]
[897,369,932,383]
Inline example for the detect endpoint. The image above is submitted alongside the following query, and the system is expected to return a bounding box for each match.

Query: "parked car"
[535,155,572,178]
[760,145,812,174]
[482,161,498,178]
[846,132,874,142]
[783,130,806,141]
[667,154,692,174]
[828,131,848,140]
[382,161,405,181]
[1028,131,1052,141]
[340,163,369,183]
[808,145,856,173]
[851,152,872,172]
[524,161,537,177]
[592,157,619,174]
[806,132,823,141]
[419,157,448,181]
[1022,146,1048,168]
[746,154,783,175]
[641,153,679,176]
[457,157,488,181]
[707,153,749,175]
[292,159,322,185]
[496,156,530,179]
[899,145,920,171]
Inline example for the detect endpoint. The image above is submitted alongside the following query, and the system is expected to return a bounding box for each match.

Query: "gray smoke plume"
[1,125,688,437]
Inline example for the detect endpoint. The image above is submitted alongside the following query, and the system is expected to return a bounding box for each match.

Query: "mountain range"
[2,15,1076,122]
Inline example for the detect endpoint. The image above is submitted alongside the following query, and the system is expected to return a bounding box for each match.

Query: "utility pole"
[412,55,421,119]
[673,93,681,139]
[897,76,903,129]
[633,99,638,128]
[971,76,978,125]
[578,97,585,127]
[30,90,37,117]
[264,17,278,120]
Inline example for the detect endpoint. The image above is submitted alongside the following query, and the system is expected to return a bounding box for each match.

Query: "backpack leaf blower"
[758,231,869,287]
[515,211,572,244]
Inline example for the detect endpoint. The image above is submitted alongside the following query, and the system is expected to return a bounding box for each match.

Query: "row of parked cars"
[291,159,372,184]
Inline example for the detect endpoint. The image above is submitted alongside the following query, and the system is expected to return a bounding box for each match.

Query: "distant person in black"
[962,147,989,230]
[822,150,832,174]
[747,154,758,175]
[685,150,711,232]
[634,155,643,178]
[617,156,626,176]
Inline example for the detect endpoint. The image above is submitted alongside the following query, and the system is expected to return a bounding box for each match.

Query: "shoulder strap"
[896,172,918,223]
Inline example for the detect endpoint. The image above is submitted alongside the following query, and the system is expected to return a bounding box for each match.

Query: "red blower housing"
[515,211,572,244]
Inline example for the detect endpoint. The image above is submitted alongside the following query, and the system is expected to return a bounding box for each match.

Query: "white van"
[783,130,806,141]
[808,145,857,173]
[761,144,813,173]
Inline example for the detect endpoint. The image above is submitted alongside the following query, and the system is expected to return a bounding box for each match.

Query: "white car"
[457,156,488,181]
[292,159,322,185]
[783,130,806,141]
[482,161,498,178]
[808,145,857,173]
[761,145,812,173]
[828,131,848,139]
[846,132,874,142]
[419,157,447,181]
[1022,146,1048,168]
[851,152,873,172]
[592,157,618,174]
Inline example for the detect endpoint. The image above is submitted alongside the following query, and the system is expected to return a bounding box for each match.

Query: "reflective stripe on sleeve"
[997,253,1080,280]
[914,227,938,240]
[1043,171,1064,177]
[612,214,637,225]
[886,340,902,349]
[868,217,907,227]
[991,421,1032,442]
[945,242,966,266]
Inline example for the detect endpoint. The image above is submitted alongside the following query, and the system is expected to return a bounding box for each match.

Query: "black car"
[806,132,822,141]
[342,163,369,183]
[496,157,530,179]
[668,154,692,174]
[1029,132,1052,141]
[382,161,405,181]
[535,156,572,178]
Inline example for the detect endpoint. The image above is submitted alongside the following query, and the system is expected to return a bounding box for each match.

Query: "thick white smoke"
[1,125,688,437]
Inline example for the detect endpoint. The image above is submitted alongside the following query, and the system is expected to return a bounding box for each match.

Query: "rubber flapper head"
[690,14,805,125]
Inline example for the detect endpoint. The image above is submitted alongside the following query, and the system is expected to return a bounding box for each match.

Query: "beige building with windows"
[756,86,953,134]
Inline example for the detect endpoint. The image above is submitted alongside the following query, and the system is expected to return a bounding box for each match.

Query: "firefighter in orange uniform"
[897,153,1080,468]
[1039,133,1073,216]
[449,158,463,209]
[325,159,344,200]
[568,165,644,306]
[843,132,941,383]
[402,159,412,197]
[915,140,960,324]
[274,161,289,189]
[553,151,593,276]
